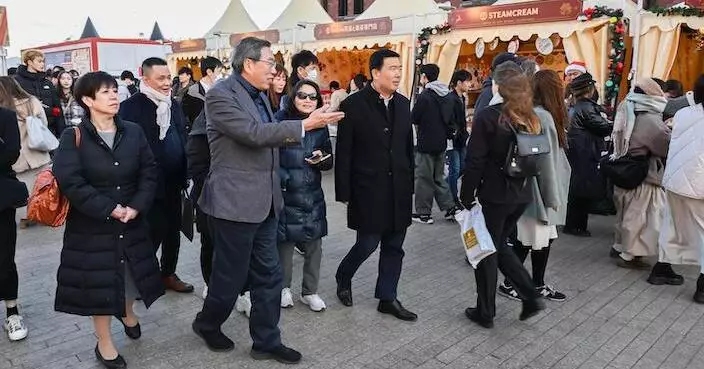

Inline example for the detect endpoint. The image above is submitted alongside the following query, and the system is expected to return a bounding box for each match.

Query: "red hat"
[565,61,587,75]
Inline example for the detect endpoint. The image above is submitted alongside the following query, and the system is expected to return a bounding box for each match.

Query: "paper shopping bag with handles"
[455,204,496,268]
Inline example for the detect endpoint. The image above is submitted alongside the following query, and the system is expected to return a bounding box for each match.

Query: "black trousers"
[148,188,182,277]
[194,211,282,351]
[196,207,213,285]
[565,195,591,231]
[0,208,18,301]
[336,229,407,301]
[474,202,539,320]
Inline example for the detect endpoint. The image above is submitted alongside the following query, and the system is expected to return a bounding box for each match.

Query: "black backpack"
[501,115,550,178]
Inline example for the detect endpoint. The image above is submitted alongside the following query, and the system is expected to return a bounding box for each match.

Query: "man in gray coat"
[191,37,344,364]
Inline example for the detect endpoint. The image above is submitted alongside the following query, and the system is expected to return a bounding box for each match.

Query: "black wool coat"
[335,85,414,233]
[0,107,25,210]
[14,65,66,137]
[53,118,164,317]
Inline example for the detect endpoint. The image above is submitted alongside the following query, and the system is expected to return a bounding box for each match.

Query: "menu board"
[44,47,92,75]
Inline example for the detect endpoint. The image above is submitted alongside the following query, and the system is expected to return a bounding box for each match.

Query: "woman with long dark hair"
[460,62,544,328]
[274,80,332,312]
[53,72,164,369]
[500,70,571,302]
[57,70,85,127]
[348,73,367,94]
[268,64,288,113]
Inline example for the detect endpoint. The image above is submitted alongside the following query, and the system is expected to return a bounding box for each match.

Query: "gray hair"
[520,59,539,79]
[231,37,272,73]
[492,61,522,86]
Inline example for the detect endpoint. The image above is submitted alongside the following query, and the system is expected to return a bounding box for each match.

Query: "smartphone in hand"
[305,150,331,165]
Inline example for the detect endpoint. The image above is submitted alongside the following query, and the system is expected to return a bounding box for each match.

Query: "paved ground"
[3,172,704,369]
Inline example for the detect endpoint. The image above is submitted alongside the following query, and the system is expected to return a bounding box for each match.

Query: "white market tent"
[268,0,334,63]
[299,0,447,97]
[206,0,260,38]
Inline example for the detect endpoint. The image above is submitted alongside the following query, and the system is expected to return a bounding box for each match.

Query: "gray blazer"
[198,74,302,223]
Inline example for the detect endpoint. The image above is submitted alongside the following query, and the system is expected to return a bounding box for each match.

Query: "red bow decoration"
[52,107,61,117]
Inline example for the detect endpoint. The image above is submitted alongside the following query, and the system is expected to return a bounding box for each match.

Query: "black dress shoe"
[377,300,418,322]
[647,262,684,286]
[251,344,302,364]
[464,307,494,329]
[95,345,127,369]
[192,321,234,352]
[520,299,545,321]
[336,280,353,307]
[118,319,141,340]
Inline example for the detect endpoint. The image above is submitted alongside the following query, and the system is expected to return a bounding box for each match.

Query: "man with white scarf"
[119,57,193,294]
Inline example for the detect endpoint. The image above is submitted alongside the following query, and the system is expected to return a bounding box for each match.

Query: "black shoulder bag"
[502,115,550,178]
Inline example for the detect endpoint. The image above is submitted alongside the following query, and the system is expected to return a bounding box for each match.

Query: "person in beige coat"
[611,79,671,271]
[0,77,51,174]
[654,74,704,303]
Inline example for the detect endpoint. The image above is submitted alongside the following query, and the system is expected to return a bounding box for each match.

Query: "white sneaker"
[235,292,252,318]
[281,288,294,308]
[4,315,28,341]
[300,294,326,312]
[201,285,208,300]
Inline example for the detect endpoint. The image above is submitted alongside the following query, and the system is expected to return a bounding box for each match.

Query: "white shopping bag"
[26,115,59,152]
[455,204,496,268]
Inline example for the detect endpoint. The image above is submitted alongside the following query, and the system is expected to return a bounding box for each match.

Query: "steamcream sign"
[450,0,582,29]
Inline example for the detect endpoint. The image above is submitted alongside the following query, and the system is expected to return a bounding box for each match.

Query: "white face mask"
[306,69,319,83]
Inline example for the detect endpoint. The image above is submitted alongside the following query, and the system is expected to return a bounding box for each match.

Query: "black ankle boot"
[694,274,704,304]
[647,262,684,286]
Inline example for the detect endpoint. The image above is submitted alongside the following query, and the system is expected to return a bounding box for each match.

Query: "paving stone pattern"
[3,173,704,368]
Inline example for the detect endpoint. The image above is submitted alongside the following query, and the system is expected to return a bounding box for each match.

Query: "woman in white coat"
[656,75,704,303]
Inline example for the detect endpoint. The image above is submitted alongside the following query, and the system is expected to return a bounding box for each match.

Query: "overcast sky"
[1,0,290,57]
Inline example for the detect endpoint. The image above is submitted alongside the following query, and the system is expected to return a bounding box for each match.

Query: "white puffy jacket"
[662,104,704,200]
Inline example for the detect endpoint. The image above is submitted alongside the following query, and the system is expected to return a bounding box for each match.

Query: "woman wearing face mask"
[274,80,333,312]
[52,72,163,369]
[58,71,85,127]
[348,74,368,95]
[280,50,320,112]
[268,64,288,113]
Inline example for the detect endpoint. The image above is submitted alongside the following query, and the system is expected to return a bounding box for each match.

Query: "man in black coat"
[182,56,223,130]
[335,49,417,322]
[119,57,193,293]
[14,50,65,137]
[474,52,519,115]
[447,70,471,207]
[411,64,458,224]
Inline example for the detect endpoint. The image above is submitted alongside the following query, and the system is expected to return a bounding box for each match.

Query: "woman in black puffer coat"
[275,80,332,312]
[564,73,613,237]
[53,72,163,369]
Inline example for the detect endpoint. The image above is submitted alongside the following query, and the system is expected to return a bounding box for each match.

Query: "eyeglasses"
[295,92,319,101]
[249,58,276,68]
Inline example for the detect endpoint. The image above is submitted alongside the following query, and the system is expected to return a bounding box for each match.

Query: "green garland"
[415,23,452,72]
[648,6,704,17]
[578,6,626,119]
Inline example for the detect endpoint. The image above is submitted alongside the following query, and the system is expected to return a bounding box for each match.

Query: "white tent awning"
[268,0,333,31]
[206,0,260,38]
[356,0,446,34]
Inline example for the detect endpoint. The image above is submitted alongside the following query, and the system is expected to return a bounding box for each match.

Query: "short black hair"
[120,70,135,81]
[200,56,223,76]
[420,64,440,83]
[69,69,79,76]
[329,81,340,90]
[73,71,119,116]
[693,74,704,104]
[142,57,168,71]
[285,80,324,118]
[291,50,318,71]
[665,79,684,98]
[178,67,193,77]
[7,67,17,76]
[450,69,471,87]
[369,48,400,78]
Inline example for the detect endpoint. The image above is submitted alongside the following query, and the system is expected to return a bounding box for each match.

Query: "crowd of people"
[0,37,703,369]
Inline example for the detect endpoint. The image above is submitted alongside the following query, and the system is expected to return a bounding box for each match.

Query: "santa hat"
[565,61,587,75]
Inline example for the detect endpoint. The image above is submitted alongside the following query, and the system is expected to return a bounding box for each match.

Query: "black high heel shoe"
[95,344,127,369]
[118,318,141,340]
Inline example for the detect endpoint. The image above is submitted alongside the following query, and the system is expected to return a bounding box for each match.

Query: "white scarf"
[140,83,172,140]
[611,92,667,159]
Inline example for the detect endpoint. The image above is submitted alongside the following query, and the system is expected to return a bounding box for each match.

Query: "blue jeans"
[446,147,466,204]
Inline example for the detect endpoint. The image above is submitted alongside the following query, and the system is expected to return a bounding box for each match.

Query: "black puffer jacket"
[275,109,332,243]
[14,65,65,137]
[53,118,164,317]
[567,98,613,199]
[411,83,455,154]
